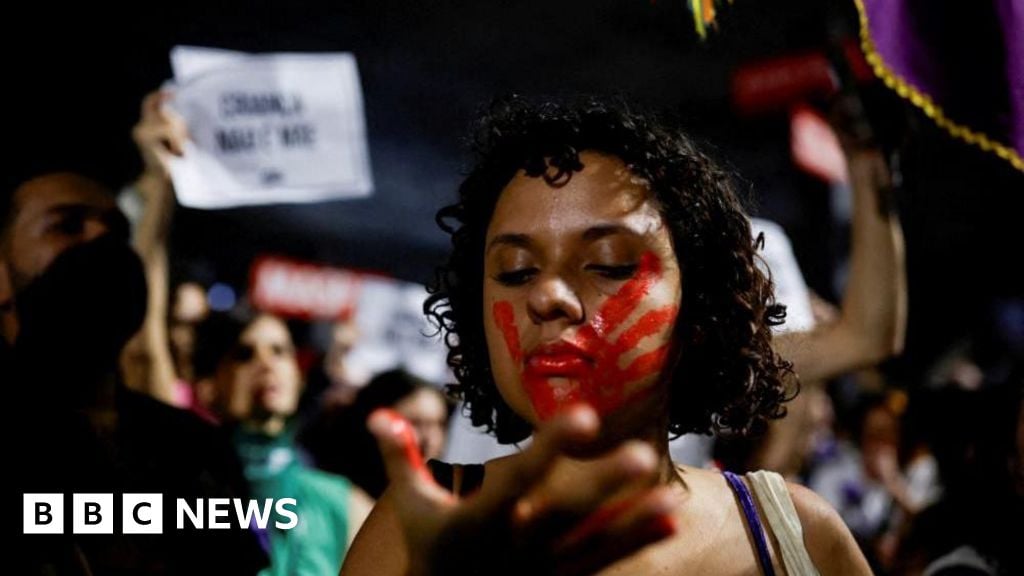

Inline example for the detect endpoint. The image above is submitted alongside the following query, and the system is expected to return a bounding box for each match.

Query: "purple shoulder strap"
[723,470,776,576]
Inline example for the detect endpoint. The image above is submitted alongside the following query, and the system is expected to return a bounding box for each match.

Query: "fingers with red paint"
[367,408,433,485]
[365,407,457,574]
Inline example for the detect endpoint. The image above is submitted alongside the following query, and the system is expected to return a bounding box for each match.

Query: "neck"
[579,388,683,488]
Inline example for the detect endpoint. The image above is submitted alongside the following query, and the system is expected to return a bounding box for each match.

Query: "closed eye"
[586,264,638,280]
[51,214,87,236]
[271,343,295,357]
[494,268,538,286]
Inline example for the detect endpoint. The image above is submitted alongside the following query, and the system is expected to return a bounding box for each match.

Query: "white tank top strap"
[745,470,820,576]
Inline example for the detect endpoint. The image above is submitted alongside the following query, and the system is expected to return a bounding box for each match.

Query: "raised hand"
[132,90,189,185]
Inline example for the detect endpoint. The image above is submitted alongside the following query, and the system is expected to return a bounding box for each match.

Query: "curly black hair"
[425,96,795,444]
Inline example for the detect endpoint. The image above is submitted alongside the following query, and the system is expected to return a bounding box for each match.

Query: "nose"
[527,275,584,326]
[252,346,275,371]
[416,422,446,460]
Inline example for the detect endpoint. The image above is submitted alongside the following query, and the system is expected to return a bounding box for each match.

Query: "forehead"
[395,388,448,416]
[487,151,660,239]
[240,315,293,344]
[12,173,115,222]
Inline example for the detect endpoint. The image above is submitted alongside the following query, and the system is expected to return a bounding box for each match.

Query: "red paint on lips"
[525,341,593,375]
[523,342,594,417]
[527,355,591,373]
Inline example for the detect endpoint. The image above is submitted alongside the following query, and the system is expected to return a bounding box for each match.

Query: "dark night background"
[4,0,1022,384]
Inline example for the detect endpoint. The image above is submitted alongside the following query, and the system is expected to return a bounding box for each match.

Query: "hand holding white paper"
[167,46,373,208]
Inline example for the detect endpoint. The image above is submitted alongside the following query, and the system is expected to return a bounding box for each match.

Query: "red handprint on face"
[494,252,679,420]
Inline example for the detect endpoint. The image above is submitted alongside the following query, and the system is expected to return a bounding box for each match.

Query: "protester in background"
[194,307,374,575]
[2,137,266,574]
[807,390,941,570]
[125,88,373,574]
[169,280,211,383]
[319,316,363,408]
[896,377,1023,575]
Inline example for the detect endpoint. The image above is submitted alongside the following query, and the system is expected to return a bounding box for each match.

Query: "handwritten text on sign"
[168,46,373,208]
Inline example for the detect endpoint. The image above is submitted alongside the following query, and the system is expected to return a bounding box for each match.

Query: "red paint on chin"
[494,251,679,421]
[523,376,585,420]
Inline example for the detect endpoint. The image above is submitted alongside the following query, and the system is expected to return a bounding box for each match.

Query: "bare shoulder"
[340,489,406,576]
[787,482,873,576]
[346,486,376,546]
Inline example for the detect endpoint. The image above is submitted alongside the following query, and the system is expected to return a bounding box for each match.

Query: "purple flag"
[856,0,1024,172]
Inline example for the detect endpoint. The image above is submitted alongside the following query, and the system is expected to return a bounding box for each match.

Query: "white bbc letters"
[23,494,63,534]
[23,494,299,533]
[122,494,163,534]
[73,494,114,534]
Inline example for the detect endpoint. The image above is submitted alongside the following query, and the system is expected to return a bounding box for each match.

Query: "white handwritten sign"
[167,46,373,208]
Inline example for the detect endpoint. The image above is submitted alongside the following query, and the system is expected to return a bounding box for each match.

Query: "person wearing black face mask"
[12,234,147,390]
[1,171,138,405]
[2,167,267,575]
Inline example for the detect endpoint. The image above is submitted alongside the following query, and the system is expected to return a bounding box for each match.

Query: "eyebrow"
[45,202,130,240]
[486,233,532,254]
[581,224,635,242]
[486,224,639,254]
[45,203,94,218]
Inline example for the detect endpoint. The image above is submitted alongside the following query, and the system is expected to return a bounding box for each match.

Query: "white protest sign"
[343,277,452,387]
[167,46,373,208]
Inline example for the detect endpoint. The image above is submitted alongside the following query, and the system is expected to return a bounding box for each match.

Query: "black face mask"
[12,235,147,380]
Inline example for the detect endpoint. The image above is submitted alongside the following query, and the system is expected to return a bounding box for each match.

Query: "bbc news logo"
[23,494,298,534]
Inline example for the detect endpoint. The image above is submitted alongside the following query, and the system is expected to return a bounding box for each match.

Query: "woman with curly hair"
[342,97,872,575]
